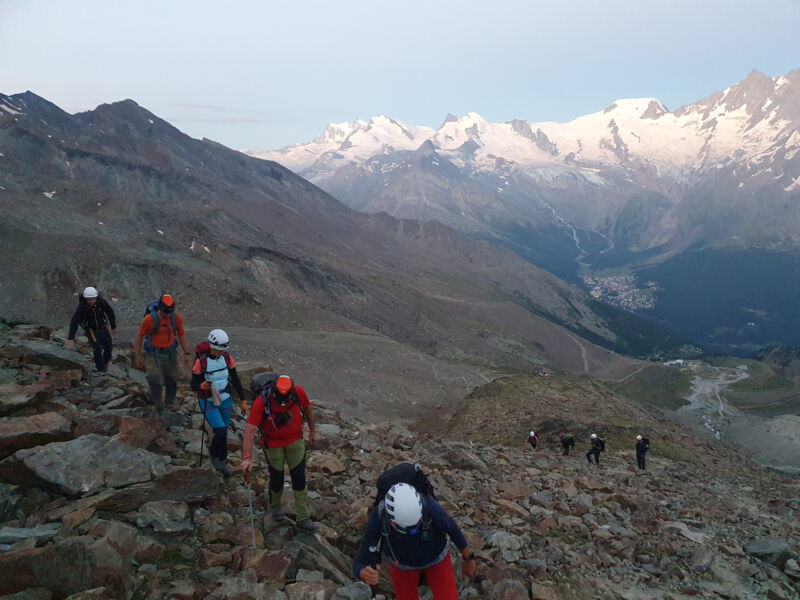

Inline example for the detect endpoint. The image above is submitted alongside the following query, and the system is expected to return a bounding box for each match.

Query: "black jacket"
[636,440,650,455]
[68,297,116,340]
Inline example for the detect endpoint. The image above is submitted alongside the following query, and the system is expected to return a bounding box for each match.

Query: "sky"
[1,0,799,151]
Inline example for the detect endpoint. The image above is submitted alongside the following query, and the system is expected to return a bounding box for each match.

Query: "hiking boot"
[271,507,287,522]
[209,456,232,478]
[296,519,318,533]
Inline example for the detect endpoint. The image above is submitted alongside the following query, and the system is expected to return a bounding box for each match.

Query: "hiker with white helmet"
[190,328,246,477]
[635,434,650,470]
[354,481,476,599]
[526,430,540,452]
[586,433,605,464]
[66,286,116,372]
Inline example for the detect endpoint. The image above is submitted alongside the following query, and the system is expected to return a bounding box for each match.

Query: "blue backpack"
[142,300,177,353]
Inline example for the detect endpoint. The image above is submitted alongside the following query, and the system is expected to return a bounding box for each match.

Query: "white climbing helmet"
[590,433,598,440]
[83,286,98,298]
[530,431,535,437]
[636,435,643,441]
[385,482,423,529]
[208,328,230,350]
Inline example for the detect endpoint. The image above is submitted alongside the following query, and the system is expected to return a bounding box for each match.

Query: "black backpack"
[372,464,436,562]
[249,372,303,430]
[599,438,606,452]
[374,463,436,507]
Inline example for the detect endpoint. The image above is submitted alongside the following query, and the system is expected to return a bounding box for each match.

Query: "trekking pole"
[198,400,208,467]
[245,470,257,549]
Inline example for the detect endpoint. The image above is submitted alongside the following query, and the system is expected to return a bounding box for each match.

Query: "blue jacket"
[353,495,467,578]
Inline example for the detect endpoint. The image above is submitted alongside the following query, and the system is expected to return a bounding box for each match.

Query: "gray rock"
[331,581,372,600]
[0,537,130,599]
[0,384,53,417]
[783,557,800,579]
[691,548,715,571]
[443,448,488,472]
[0,523,61,544]
[0,412,72,460]
[0,341,86,371]
[95,467,221,512]
[0,434,170,497]
[485,530,525,562]
[136,501,192,533]
[745,537,792,568]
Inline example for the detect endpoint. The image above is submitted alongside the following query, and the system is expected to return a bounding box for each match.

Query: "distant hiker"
[560,432,575,456]
[527,430,540,452]
[241,374,318,533]
[635,434,650,470]
[133,294,192,412]
[354,482,477,600]
[586,432,605,464]
[66,286,116,372]
[191,329,246,477]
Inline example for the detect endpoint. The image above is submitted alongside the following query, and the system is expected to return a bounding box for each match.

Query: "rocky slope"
[0,325,798,600]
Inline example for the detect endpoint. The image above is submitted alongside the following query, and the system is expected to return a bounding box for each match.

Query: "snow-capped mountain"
[253,70,800,248]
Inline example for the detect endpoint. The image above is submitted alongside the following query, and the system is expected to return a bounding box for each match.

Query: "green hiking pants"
[265,439,309,521]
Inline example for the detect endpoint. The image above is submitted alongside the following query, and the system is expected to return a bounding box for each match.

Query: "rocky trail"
[0,323,798,600]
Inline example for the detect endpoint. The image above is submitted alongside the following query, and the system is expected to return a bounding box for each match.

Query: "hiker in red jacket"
[241,375,318,532]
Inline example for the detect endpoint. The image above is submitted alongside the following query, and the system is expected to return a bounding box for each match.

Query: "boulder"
[0,434,170,497]
[0,412,72,459]
[0,384,53,417]
[0,341,85,371]
[331,582,372,600]
[95,467,221,513]
[0,523,61,544]
[237,548,292,583]
[136,501,192,533]
[86,520,141,556]
[0,537,131,599]
[485,531,525,562]
[443,448,488,472]
[745,537,792,569]
[286,581,338,600]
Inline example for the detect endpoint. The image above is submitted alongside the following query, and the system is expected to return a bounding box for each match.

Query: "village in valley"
[582,273,657,312]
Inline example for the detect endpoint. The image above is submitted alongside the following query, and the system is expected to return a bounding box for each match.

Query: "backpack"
[142,300,177,352]
[565,434,575,447]
[194,340,234,399]
[372,464,436,562]
[373,463,436,507]
[250,373,304,431]
[599,438,606,452]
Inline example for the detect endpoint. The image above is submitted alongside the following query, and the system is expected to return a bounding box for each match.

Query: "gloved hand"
[200,381,212,391]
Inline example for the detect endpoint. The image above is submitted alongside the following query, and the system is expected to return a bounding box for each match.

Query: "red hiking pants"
[390,554,458,600]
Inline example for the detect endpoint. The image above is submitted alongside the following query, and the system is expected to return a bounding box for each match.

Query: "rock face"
[0,412,72,459]
[0,434,170,496]
[0,537,131,599]
[0,384,54,417]
[746,537,793,568]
